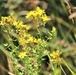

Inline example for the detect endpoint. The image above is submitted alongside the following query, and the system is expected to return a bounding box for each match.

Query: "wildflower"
[26,7,50,25]
[26,7,44,19]
[41,14,50,24]
[0,20,5,26]
[0,15,15,26]
[13,21,18,27]
[18,37,26,46]
[36,7,45,16]
[35,39,42,44]
[18,51,27,59]
[50,50,61,58]
[27,36,34,43]
[26,11,35,19]
[50,50,62,63]
[13,20,24,29]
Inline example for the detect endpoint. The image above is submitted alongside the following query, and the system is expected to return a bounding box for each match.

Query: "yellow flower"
[55,57,62,63]
[13,20,24,29]
[26,7,44,19]
[50,50,62,63]
[50,51,58,59]
[26,7,50,25]
[0,20,5,26]
[50,50,61,58]
[19,37,26,46]
[41,14,50,24]
[13,21,18,26]
[36,7,45,16]
[0,15,15,26]
[36,39,42,44]
[26,11,35,19]
[18,51,27,59]
[27,36,34,43]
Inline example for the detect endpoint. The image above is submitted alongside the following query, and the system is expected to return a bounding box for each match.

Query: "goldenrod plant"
[0,7,75,75]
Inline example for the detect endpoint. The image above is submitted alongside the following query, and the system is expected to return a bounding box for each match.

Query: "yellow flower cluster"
[50,50,62,63]
[26,7,50,25]
[0,13,43,59]
[19,34,42,46]
[0,15,15,26]
[18,51,27,59]
[13,20,24,29]
[13,20,42,46]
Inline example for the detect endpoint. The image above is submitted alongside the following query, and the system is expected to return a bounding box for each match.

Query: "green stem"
[7,31,15,50]
[36,27,41,38]
[62,59,75,75]
[60,64,66,75]
[51,64,57,75]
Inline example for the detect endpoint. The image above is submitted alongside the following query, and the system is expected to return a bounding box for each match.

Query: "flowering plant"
[0,7,75,75]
